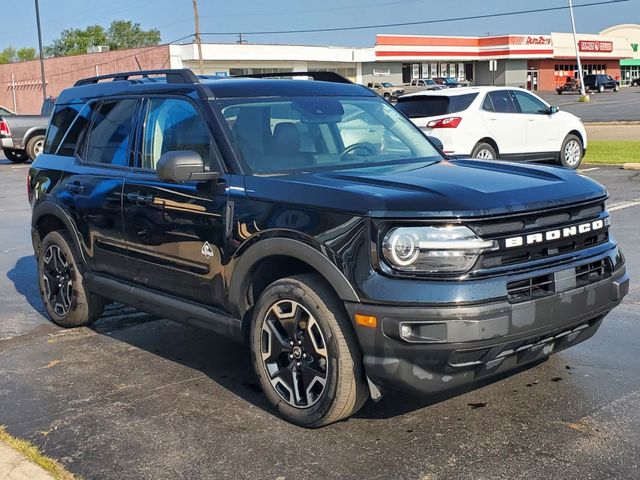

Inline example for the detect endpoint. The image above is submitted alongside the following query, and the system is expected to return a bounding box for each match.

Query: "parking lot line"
[608,198,640,212]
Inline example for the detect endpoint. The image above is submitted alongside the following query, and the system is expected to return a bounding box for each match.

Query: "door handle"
[66,182,84,194]
[126,192,154,206]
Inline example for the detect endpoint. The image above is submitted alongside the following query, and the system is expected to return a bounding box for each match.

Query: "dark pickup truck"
[0,98,54,163]
[29,69,628,427]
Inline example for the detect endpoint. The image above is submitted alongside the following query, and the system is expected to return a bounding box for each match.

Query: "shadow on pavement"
[6,255,45,316]
[6,254,546,422]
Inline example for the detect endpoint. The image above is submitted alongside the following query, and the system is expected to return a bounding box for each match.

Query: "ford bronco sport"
[29,69,629,427]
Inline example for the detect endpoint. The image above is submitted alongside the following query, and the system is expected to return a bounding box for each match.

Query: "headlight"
[382,226,497,273]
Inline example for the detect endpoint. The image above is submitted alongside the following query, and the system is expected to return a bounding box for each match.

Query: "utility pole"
[192,0,204,74]
[34,0,47,100]
[568,0,589,101]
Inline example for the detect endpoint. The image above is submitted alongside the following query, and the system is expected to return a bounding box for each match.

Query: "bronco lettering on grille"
[504,219,605,248]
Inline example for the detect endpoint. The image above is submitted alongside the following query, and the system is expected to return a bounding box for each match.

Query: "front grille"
[506,258,611,303]
[470,201,609,271]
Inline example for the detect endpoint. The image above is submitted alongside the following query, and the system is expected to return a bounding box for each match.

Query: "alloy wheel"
[475,149,494,160]
[33,138,44,157]
[260,300,328,408]
[564,140,582,167]
[42,244,74,316]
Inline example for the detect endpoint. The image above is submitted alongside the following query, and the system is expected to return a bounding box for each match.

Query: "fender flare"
[22,126,46,146]
[227,237,360,317]
[31,200,86,263]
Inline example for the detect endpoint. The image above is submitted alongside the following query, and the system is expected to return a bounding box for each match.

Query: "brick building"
[0,45,170,114]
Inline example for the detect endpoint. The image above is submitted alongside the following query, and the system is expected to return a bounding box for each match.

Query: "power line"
[200,0,629,36]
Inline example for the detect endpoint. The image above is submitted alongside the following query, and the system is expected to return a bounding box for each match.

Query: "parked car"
[0,98,55,163]
[402,78,446,94]
[583,74,619,93]
[367,81,405,101]
[29,69,627,427]
[396,86,587,168]
[432,77,462,88]
[631,77,640,87]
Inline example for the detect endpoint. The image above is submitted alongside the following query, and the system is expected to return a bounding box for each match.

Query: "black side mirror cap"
[548,105,559,114]
[157,150,220,183]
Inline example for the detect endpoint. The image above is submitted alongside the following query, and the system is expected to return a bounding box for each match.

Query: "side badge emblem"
[201,241,214,259]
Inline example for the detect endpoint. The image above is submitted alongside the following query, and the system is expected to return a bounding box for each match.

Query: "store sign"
[578,40,614,53]
[373,68,390,76]
[513,35,552,46]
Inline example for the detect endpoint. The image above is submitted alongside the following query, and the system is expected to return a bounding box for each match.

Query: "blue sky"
[1,0,638,50]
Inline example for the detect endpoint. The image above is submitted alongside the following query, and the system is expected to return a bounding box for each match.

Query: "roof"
[400,86,530,99]
[57,70,375,104]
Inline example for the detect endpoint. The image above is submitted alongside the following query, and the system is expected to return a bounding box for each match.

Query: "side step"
[85,273,244,342]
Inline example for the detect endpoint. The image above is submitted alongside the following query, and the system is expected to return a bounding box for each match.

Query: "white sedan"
[395,86,587,169]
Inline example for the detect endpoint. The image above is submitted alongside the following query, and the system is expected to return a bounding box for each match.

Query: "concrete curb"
[0,443,54,480]
[623,163,640,170]
[584,121,640,126]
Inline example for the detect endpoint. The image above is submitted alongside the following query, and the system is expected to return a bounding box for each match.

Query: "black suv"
[583,74,620,93]
[29,69,629,427]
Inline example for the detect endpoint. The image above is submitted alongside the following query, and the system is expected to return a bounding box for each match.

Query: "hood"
[244,159,606,218]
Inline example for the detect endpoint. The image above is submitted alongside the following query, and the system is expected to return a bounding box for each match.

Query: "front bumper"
[346,258,629,395]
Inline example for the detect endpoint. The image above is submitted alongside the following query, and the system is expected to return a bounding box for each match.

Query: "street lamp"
[568,0,589,102]
[34,0,47,101]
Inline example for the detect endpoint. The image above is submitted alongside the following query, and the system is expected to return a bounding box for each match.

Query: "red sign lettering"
[578,40,614,53]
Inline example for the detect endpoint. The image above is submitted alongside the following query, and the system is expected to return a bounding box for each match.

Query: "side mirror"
[427,135,444,151]
[548,105,559,114]
[156,151,220,183]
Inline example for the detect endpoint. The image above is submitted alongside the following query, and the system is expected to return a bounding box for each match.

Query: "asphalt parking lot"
[538,87,640,122]
[0,155,638,480]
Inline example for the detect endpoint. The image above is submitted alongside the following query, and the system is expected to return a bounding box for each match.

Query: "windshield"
[444,78,458,85]
[381,82,393,87]
[213,96,441,174]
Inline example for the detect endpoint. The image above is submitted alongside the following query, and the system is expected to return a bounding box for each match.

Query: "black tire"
[38,230,105,328]
[557,90,563,95]
[558,134,583,169]
[598,85,605,93]
[383,92,391,102]
[633,81,638,87]
[613,85,619,92]
[250,274,368,427]
[471,142,497,160]
[2,148,29,163]
[26,134,45,161]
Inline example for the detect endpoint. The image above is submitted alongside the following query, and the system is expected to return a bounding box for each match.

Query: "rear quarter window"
[395,93,478,118]
[44,103,95,157]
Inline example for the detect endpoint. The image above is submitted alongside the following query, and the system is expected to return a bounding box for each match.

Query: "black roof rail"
[74,69,199,87]
[232,71,353,84]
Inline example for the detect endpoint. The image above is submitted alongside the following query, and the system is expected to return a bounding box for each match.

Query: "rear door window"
[485,91,517,113]
[395,93,478,118]
[83,99,138,166]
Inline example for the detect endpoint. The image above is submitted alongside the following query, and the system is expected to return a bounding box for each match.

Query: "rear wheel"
[3,148,29,163]
[613,85,620,92]
[559,134,583,169]
[250,274,368,427]
[26,134,45,161]
[38,230,105,328]
[471,142,497,160]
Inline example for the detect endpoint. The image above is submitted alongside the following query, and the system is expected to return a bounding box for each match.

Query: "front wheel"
[598,85,605,93]
[250,274,368,427]
[3,148,29,163]
[559,134,583,169]
[471,142,497,160]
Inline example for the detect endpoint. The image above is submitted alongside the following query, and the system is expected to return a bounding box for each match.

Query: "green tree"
[0,47,17,64]
[45,20,161,57]
[45,25,108,57]
[16,47,36,62]
[107,20,161,50]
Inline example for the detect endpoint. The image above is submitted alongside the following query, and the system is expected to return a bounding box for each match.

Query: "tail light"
[427,117,462,129]
[0,119,10,136]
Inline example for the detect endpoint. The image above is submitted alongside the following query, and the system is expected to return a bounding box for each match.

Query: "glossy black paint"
[29,74,628,396]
